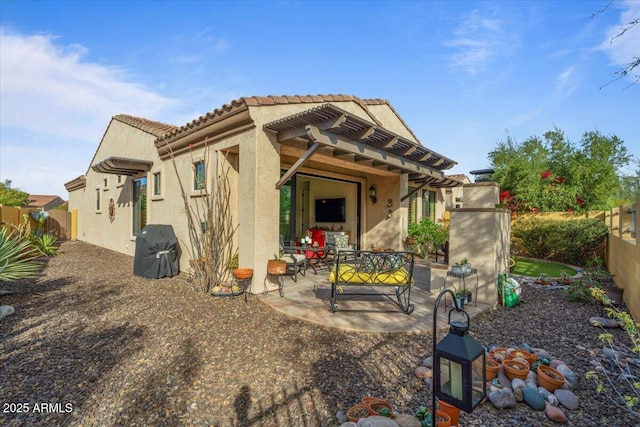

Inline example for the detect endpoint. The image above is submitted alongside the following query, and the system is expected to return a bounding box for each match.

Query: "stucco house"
[65,94,467,291]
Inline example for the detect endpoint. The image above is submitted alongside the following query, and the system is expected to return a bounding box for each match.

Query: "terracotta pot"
[427,410,452,427]
[537,365,566,392]
[510,349,535,366]
[267,259,286,275]
[490,347,511,363]
[503,359,530,381]
[366,399,393,417]
[233,268,253,280]
[360,396,379,406]
[346,404,369,422]
[438,400,460,427]
[485,358,500,380]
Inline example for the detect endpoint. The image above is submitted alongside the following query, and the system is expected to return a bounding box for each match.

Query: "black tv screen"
[315,198,346,223]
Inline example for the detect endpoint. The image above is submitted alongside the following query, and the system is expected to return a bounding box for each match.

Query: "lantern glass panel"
[439,357,463,401]
[471,355,485,407]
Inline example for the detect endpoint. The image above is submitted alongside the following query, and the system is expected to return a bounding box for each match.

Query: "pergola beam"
[275,141,323,189]
[276,114,347,142]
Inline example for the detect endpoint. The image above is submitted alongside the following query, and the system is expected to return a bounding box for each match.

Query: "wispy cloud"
[445,8,520,76]
[0,28,180,195]
[555,67,578,96]
[599,0,640,80]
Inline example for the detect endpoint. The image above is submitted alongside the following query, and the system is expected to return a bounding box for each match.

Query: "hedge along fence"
[511,216,608,266]
[0,205,71,241]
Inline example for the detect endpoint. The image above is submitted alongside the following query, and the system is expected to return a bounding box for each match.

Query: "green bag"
[498,275,521,307]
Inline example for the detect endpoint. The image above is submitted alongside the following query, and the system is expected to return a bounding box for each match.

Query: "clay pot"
[429,410,452,427]
[233,268,253,280]
[510,349,535,366]
[490,347,511,363]
[485,358,500,380]
[503,359,530,381]
[438,400,460,427]
[267,259,286,275]
[346,404,369,422]
[537,365,566,391]
[366,399,393,417]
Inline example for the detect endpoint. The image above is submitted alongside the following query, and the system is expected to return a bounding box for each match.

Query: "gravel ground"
[0,241,637,427]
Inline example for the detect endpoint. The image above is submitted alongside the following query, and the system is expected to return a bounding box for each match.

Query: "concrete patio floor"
[256,261,493,334]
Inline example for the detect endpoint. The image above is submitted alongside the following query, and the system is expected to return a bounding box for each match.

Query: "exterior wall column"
[448,182,510,305]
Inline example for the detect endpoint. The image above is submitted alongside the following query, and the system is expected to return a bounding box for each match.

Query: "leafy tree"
[0,180,29,207]
[489,128,632,212]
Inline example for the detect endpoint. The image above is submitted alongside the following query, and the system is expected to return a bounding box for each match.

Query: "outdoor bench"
[329,249,415,314]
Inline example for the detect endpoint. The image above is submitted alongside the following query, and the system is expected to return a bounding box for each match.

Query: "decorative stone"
[336,410,348,424]
[340,423,358,427]
[414,366,432,379]
[554,389,579,410]
[393,413,422,427]
[422,356,433,368]
[523,386,546,411]
[575,344,586,351]
[0,289,15,296]
[497,364,511,389]
[357,415,399,427]
[519,342,533,352]
[512,378,526,390]
[549,359,565,369]
[545,403,568,423]
[556,365,577,387]
[513,386,524,402]
[488,388,517,409]
[589,316,620,328]
[0,305,15,319]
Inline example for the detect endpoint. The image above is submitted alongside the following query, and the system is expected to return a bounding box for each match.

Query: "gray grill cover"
[134,224,179,278]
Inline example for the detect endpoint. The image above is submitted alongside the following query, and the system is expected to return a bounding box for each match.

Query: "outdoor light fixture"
[368,186,377,204]
[431,289,486,425]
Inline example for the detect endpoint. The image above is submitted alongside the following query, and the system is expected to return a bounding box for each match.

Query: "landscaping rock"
[545,403,568,423]
[0,305,15,319]
[555,364,577,387]
[488,388,517,409]
[497,364,511,389]
[393,413,422,427]
[357,416,399,427]
[414,366,431,379]
[554,389,579,410]
[589,316,620,328]
[523,386,546,411]
[422,356,433,368]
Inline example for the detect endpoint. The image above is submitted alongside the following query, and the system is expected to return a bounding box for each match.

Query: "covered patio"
[256,262,493,334]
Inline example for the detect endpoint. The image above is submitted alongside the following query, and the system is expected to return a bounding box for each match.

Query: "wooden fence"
[0,206,71,241]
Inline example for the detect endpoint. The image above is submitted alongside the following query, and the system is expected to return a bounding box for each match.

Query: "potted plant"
[559,271,572,285]
[413,406,451,427]
[460,258,471,273]
[346,404,369,422]
[454,291,466,308]
[267,251,286,275]
[228,253,254,280]
[535,273,552,286]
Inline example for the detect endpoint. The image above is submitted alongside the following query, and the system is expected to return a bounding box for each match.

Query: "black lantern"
[368,186,377,203]
[431,289,486,424]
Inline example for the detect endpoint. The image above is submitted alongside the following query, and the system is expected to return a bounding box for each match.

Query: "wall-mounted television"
[315,198,346,223]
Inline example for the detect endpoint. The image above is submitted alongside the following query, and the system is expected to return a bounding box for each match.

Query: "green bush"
[512,218,608,265]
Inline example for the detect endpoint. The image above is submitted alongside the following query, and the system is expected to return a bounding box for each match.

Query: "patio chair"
[325,232,355,266]
[279,236,307,282]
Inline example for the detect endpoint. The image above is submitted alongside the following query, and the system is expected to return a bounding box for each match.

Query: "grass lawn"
[511,257,577,278]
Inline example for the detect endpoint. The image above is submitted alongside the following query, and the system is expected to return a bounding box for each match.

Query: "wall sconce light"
[387,198,393,208]
[432,289,486,424]
[368,186,377,204]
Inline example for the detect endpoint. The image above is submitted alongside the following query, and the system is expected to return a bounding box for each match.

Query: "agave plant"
[32,233,58,256]
[0,227,41,282]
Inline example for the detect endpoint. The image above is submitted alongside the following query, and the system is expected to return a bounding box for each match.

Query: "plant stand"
[443,268,478,309]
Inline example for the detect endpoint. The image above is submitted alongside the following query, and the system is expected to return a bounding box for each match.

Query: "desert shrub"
[512,217,608,265]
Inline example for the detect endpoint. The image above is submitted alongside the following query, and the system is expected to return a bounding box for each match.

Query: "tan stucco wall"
[448,184,510,306]
[68,120,163,258]
[605,200,639,322]
[364,104,419,142]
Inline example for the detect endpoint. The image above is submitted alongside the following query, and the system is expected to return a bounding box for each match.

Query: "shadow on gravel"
[0,322,146,425]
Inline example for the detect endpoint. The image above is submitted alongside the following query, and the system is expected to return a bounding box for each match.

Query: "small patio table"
[301,245,328,274]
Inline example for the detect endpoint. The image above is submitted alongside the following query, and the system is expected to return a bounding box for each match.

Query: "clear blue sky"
[1,0,638,197]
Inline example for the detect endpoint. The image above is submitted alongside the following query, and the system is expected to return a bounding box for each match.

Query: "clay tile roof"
[26,195,61,208]
[113,114,177,137]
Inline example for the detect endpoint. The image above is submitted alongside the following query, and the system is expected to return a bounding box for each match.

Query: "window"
[103,178,108,188]
[408,192,417,225]
[96,188,101,211]
[153,172,162,196]
[133,177,147,236]
[193,160,205,190]
[422,190,436,221]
